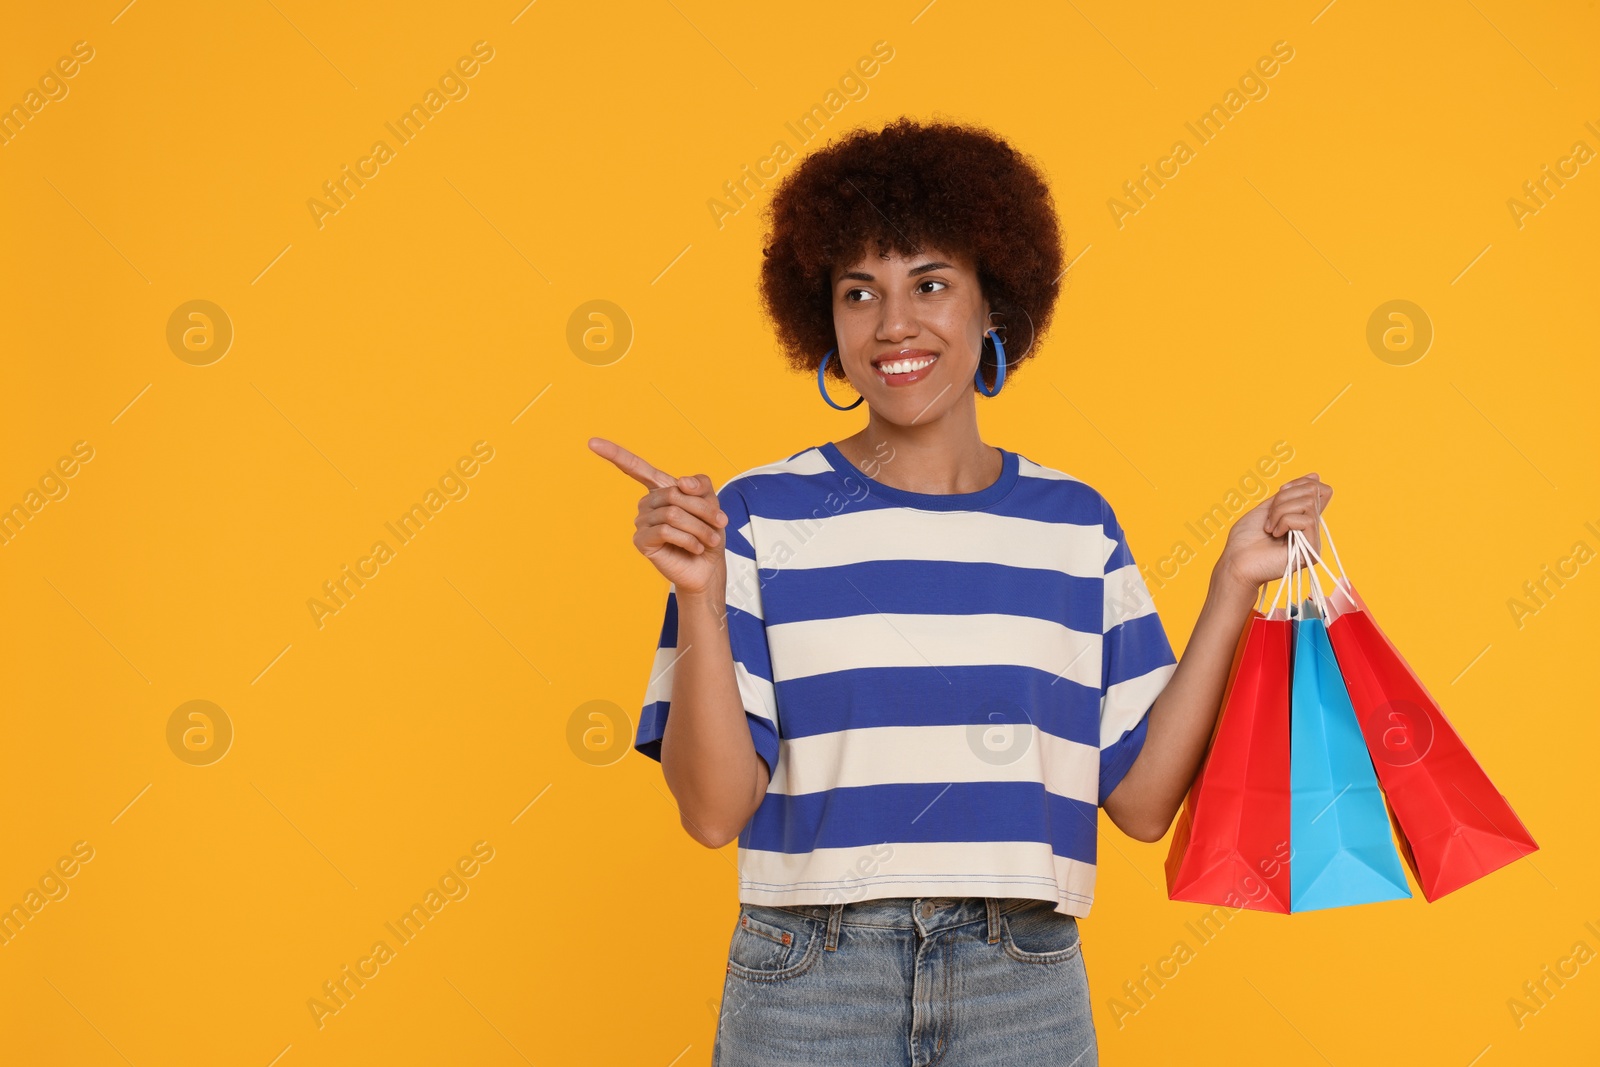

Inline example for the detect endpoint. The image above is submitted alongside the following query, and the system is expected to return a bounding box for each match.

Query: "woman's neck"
[832,416,1000,496]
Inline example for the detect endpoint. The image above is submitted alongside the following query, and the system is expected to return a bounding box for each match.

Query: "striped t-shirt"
[634,440,1178,917]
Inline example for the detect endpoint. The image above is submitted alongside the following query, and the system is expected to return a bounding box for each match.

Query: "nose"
[875,287,917,343]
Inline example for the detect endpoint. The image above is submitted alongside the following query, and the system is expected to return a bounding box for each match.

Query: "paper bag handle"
[1257,521,1300,615]
[1291,514,1349,594]
[1289,528,1332,621]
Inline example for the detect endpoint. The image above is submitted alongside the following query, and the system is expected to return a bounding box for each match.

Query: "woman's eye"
[843,279,945,302]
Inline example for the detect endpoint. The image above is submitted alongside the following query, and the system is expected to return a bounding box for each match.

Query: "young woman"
[590,117,1331,1066]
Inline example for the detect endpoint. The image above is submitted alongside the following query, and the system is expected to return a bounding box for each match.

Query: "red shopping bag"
[1165,562,1295,913]
[1301,521,1538,901]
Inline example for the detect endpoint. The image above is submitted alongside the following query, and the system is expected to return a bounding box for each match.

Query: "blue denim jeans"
[713,897,1098,1066]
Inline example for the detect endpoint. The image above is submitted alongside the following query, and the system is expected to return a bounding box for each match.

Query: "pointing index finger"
[588,436,677,490]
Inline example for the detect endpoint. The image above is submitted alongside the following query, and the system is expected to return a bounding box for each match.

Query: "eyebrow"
[836,261,955,284]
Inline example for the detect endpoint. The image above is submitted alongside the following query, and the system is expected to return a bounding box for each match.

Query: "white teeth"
[880,356,935,375]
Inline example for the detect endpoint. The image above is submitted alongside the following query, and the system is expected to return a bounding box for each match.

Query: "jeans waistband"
[755,896,1060,949]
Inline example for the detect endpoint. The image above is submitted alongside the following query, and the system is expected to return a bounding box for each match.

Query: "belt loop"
[986,898,1000,944]
[825,903,844,951]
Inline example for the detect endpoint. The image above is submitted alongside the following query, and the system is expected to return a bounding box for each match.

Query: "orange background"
[1,1,1595,1064]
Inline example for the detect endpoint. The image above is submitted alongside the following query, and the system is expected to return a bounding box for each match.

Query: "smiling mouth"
[871,351,939,384]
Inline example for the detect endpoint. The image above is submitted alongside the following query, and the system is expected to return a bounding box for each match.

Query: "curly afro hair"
[759,116,1064,393]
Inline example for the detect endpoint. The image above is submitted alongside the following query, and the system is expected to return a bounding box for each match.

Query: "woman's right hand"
[588,436,730,597]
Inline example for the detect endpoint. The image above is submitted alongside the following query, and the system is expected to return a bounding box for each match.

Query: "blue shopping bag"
[1287,545,1413,911]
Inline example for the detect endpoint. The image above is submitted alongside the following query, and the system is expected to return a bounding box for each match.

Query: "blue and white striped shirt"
[635,440,1178,917]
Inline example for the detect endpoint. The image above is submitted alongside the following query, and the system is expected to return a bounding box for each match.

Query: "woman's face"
[830,247,992,425]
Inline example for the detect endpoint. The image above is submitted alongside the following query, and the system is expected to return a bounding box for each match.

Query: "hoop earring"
[817,348,864,410]
[976,328,1007,397]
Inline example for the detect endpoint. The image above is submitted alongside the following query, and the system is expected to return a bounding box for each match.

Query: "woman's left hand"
[1217,472,1334,593]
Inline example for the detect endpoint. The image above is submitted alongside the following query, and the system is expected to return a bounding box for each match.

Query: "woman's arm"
[588,437,770,850]
[1101,473,1332,842]
[663,583,771,849]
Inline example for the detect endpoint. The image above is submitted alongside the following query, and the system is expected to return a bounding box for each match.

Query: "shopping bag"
[1298,520,1538,901]
[1285,531,1412,911]
[1164,612,1293,911]
[1164,549,1295,913]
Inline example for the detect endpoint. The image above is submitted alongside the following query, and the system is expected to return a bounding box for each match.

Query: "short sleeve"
[635,483,780,779]
[1096,498,1179,805]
